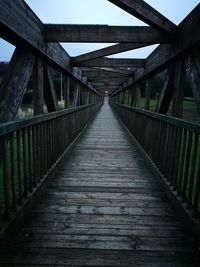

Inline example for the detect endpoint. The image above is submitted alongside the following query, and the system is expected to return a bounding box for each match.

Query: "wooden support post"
[74,84,80,107]
[64,75,70,108]
[134,86,141,107]
[45,24,169,43]
[33,58,44,115]
[44,65,58,112]
[145,80,151,110]
[0,48,35,122]
[171,59,186,118]
[185,56,200,116]
[130,88,134,106]
[156,67,174,114]
[108,0,176,34]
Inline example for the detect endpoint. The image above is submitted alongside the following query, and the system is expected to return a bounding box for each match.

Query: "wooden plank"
[74,58,145,68]
[12,233,193,251]
[20,224,186,238]
[108,0,177,34]
[1,248,198,266]
[43,66,58,112]
[33,58,44,115]
[45,25,170,43]
[32,204,175,216]
[72,43,151,64]
[0,48,35,122]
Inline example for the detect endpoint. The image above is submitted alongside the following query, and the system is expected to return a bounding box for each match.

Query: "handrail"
[115,103,200,133]
[0,102,102,236]
[111,101,200,219]
[0,103,99,136]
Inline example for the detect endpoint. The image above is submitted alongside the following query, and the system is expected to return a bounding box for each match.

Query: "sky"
[0,0,199,61]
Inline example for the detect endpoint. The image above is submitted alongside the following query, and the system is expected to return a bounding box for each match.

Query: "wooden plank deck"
[0,99,200,266]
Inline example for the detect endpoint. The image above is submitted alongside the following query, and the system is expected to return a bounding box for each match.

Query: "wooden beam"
[96,84,120,89]
[108,0,177,34]
[145,80,151,110]
[82,71,126,79]
[93,82,122,86]
[33,58,44,115]
[73,58,145,68]
[112,4,200,96]
[64,75,70,108]
[171,59,186,118]
[0,48,35,122]
[156,67,174,114]
[44,66,58,112]
[87,67,132,75]
[72,43,151,64]
[185,56,200,115]
[45,24,170,43]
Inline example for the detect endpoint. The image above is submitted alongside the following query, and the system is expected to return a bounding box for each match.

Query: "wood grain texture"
[108,0,176,34]
[74,58,145,68]
[45,25,170,43]
[0,48,35,122]
[72,43,150,64]
[0,100,199,266]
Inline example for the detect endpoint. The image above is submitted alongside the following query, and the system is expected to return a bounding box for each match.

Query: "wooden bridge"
[0,1,200,266]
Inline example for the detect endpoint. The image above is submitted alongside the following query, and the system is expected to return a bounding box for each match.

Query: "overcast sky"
[0,0,199,61]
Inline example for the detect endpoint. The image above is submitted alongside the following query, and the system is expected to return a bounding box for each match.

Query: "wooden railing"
[110,101,200,218]
[0,102,102,235]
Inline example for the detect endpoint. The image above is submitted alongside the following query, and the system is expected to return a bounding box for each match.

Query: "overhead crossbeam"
[72,43,151,64]
[108,0,177,35]
[45,25,171,43]
[82,70,127,79]
[112,4,200,96]
[74,58,145,68]
[93,82,122,86]
[91,67,133,75]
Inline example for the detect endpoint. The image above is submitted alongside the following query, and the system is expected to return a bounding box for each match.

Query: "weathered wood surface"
[43,66,58,112]
[108,0,177,34]
[0,100,199,266]
[72,43,150,64]
[45,25,170,43]
[0,48,35,122]
[74,58,145,68]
